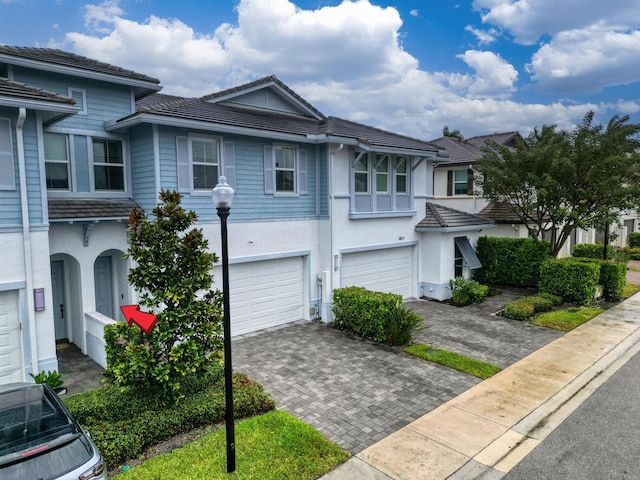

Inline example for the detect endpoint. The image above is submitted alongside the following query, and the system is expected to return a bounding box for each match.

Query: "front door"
[94,256,114,319]
[51,260,67,341]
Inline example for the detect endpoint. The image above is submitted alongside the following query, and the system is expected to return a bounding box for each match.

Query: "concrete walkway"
[322,293,640,479]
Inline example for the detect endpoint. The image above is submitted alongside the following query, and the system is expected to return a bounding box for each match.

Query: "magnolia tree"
[475,112,640,257]
[104,190,223,404]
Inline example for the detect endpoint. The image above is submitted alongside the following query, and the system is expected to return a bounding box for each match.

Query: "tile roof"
[0,77,76,105]
[416,202,495,230]
[201,75,326,120]
[48,198,140,221]
[0,46,160,85]
[478,202,524,224]
[431,131,522,167]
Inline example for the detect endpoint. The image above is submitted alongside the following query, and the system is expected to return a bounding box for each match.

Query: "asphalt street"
[504,349,640,480]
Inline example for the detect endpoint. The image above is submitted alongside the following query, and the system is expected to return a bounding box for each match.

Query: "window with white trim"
[191,136,220,191]
[0,117,15,190]
[68,88,87,115]
[92,138,124,191]
[354,154,369,193]
[395,157,408,194]
[453,169,468,195]
[275,145,296,193]
[44,132,70,190]
[375,154,389,193]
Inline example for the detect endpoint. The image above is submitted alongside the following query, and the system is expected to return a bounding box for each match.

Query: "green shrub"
[386,305,425,346]
[539,259,600,305]
[449,277,489,306]
[629,247,640,260]
[64,366,274,469]
[572,243,615,259]
[502,298,536,320]
[535,292,563,306]
[629,232,640,248]
[332,286,402,343]
[474,237,551,287]
[571,258,627,300]
[30,370,64,388]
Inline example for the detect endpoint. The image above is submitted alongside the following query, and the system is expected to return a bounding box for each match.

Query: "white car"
[0,382,106,480]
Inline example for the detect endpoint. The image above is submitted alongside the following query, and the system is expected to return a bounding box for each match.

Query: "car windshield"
[0,384,78,459]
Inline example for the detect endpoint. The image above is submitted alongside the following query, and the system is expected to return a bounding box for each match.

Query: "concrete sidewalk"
[322,293,640,480]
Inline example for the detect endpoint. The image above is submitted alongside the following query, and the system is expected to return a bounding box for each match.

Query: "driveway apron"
[232,289,562,455]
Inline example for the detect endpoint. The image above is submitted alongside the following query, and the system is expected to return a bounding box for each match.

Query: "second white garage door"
[218,256,305,336]
[341,246,414,298]
[0,290,22,384]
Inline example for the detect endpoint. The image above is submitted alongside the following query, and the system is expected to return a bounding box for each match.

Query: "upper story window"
[376,154,389,193]
[263,143,307,196]
[351,150,413,217]
[93,138,124,191]
[275,145,296,193]
[396,157,408,194]
[191,136,219,191]
[449,168,473,196]
[0,117,15,191]
[68,88,87,115]
[354,154,369,193]
[44,132,70,190]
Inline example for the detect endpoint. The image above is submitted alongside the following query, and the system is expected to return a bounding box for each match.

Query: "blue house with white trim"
[0,46,489,381]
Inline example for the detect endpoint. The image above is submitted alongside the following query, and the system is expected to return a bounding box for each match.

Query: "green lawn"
[624,283,640,298]
[532,307,604,332]
[115,410,349,479]
[404,344,501,379]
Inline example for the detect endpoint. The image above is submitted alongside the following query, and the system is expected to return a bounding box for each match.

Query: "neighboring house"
[2,46,492,382]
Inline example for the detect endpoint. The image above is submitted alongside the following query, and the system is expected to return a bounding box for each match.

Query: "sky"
[1,0,639,141]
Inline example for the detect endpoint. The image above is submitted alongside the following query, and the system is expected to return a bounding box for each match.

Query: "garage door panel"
[342,247,414,298]
[218,257,304,336]
[0,291,22,383]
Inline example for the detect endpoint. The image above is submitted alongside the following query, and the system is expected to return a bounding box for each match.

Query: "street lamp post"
[211,176,236,473]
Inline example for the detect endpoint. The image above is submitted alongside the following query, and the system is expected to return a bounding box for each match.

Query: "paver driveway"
[232,288,563,454]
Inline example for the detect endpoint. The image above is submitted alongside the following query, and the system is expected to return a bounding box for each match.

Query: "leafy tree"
[104,190,224,404]
[475,112,640,256]
[443,125,464,140]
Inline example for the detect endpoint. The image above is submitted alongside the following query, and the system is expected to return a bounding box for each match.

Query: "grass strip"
[115,410,349,480]
[624,283,640,298]
[532,307,604,332]
[404,344,501,379]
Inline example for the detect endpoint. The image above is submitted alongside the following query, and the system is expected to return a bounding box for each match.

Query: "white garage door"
[217,257,305,336]
[342,247,414,298]
[0,290,22,384]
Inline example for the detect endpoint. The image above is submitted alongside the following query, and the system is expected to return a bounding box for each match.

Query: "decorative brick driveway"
[232,288,562,454]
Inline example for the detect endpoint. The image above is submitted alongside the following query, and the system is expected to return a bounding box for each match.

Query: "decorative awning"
[455,236,482,270]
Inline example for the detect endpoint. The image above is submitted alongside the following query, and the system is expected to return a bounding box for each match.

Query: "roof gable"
[201,76,325,121]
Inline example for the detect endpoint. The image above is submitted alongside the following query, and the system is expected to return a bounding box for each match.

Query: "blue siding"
[73,135,90,192]
[155,126,320,221]
[12,67,134,131]
[130,124,157,212]
[318,144,329,216]
[23,113,44,225]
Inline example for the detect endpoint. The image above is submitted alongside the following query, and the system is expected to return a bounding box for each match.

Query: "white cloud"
[410,9,419,17]
[464,25,498,44]
[61,0,632,140]
[473,0,640,45]
[456,50,518,98]
[527,25,640,93]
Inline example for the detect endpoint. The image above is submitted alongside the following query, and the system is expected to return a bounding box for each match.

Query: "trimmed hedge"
[502,293,562,321]
[63,365,274,469]
[332,286,422,345]
[572,243,615,259]
[539,259,600,305]
[571,257,627,300]
[629,247,640,260]
[629,232,640,248]
[474,237,551,287]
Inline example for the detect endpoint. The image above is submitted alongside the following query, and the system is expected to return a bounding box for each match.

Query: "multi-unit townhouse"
[0,46,495,382]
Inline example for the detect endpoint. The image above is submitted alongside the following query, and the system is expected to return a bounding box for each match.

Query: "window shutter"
[176,136,190,193]
[0,118,15,190]
[447,170,453,196]
[223,141,236,190]
[467,168,474,194]
[264,145,274,194]
[298,149,307,195]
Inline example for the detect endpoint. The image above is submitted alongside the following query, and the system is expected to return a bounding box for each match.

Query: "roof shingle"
[416,202,494,230]
[48,198,140,221]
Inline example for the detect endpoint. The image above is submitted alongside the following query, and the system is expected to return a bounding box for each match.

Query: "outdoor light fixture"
[34,288,45,311]
[212,175,236,473]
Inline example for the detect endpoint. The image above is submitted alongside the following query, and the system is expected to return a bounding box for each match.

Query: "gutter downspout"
[328,144,344,322]
[16,107,39,374]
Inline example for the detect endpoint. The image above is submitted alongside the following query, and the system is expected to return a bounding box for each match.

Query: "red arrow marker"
[120,305,158,335]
